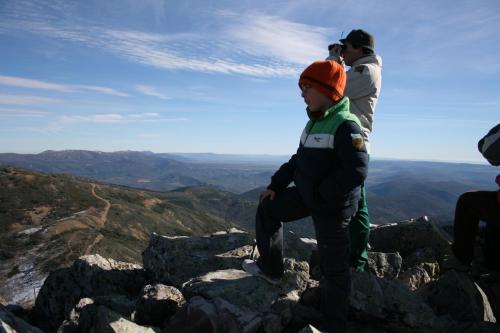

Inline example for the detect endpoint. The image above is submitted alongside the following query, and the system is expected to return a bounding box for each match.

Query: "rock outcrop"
[142,229,254,287]
[33,254,147,329]
[10,218,499,332]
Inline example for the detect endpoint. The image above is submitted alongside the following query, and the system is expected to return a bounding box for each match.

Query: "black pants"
[452,191,500,270]
[255,187,351,332]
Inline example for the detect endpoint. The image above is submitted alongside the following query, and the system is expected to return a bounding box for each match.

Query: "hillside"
[1,151,496,217]
[0,166,246,307]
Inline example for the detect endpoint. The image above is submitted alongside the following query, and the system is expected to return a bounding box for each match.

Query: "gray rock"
[283,231,317,263]
[369,219,449,258]
[350,271,439,332]
[164,295,262,333]
[0,304,44,333]
[367,251,402,279]
[134,284,185,327]
[92,306,159,333]
[143,231,254,287]
[419,270,496,323]
[34,254,147,330]
[398,266,431,291]
[182,258,309,333]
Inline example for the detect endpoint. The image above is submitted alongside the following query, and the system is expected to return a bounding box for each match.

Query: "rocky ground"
[1,218,499,332]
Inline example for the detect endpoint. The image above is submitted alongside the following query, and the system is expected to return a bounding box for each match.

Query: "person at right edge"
[327,29,383,272]
[449,124,500,271]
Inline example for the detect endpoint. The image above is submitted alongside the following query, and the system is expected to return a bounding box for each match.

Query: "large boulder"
[0,304,44,333]
[297,271,446,332]
[369,219,450,258]
[181,258,309,333]
[134,284,185,327]
[419,270,496,323]
[350,271,440,331]
[143,230,254,287]
[34,254,147,329]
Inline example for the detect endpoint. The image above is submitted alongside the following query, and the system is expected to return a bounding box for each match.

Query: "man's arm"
[344,66,375,100]
[317,121,368,202]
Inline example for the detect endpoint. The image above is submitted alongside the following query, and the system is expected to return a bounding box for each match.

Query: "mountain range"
[1,150,497,226]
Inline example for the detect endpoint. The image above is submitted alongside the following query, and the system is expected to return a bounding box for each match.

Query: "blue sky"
[0,0,499,163]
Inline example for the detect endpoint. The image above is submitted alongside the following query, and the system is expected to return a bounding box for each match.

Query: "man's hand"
[326,43,343,64]
[259,189,276,203]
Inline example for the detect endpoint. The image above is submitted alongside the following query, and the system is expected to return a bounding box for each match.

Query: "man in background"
[327,29,383,272]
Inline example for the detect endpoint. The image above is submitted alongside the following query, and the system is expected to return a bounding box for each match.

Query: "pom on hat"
[298,60,346,102]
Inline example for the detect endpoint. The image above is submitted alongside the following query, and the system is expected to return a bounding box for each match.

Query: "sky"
[0,0,499,163]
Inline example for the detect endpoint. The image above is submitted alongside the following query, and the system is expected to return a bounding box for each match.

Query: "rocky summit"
[1,219,499,333]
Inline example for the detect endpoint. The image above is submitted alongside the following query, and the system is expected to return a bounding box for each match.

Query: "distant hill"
[0,150,275,193]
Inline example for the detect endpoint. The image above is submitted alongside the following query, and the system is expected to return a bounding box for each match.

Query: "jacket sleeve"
[267,153,297,192]
[344,65,375,100]
[478,123,500,166]
[317,121,368,202]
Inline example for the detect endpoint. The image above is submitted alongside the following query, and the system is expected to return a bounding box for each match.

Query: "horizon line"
[0,149,490,166]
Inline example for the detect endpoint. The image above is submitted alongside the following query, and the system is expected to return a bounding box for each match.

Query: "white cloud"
[0,75,73,92]
[74,85,128,97]
[0,9,325,77]
[58,112,186,125]
[0,75,128,97]
[0,107,49,116]
[135,85,170,100]
[0,93,63,105]
[60,114,124,124]
[223,13,330,65]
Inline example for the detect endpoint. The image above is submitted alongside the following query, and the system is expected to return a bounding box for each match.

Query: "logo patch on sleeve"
[351,133,365,150]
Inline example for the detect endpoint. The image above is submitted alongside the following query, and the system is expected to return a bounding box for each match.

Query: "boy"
[242,60,368,332]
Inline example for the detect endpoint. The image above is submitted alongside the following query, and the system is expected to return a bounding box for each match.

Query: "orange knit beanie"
[298,60,346,102]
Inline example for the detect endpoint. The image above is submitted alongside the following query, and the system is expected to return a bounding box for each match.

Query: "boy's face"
[301,85,333,113]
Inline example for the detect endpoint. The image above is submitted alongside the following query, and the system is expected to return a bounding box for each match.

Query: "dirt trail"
[84,234,104,255]
[91,183,111,228]
[84,183,111,255]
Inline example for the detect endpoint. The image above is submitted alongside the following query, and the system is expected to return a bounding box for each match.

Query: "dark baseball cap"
[340,29,375,52]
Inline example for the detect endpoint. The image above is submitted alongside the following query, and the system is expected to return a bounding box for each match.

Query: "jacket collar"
[351,54,383,67]
[307,97,350,120]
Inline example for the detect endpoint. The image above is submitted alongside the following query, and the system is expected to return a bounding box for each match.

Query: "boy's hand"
[259,190,276,203]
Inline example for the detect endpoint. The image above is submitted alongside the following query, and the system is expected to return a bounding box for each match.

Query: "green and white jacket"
[268,97,369,218]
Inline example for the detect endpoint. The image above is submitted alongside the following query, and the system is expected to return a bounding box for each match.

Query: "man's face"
[301,85,332,113]
[341,42,364,66]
